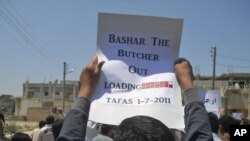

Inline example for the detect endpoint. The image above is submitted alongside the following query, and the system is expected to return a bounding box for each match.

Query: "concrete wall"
[194,80,228,89]
[15,98,43,116]
[27,107,51,121]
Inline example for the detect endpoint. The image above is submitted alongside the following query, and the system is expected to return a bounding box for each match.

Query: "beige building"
[23,80,79,101]
[14,80,79,121]
[194,73,250,119]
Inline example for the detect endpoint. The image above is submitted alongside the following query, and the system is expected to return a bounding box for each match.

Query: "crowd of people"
[0,57,249,141]
[0,109,64,141]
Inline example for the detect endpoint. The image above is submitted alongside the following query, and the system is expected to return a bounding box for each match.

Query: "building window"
[27,91,34,98]
[56,92,60,95]
[44,91,49,96]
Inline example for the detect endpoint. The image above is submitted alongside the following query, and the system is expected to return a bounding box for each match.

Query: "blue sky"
[0,0,250,96]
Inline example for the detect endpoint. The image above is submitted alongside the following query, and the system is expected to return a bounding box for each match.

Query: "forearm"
[184,88,213,141]
[57,97,90,141]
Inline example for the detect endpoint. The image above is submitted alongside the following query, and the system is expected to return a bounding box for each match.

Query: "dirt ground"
[4,120,38,139]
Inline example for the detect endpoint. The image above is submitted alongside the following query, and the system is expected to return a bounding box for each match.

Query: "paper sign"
[231,112,242,120]
[204,90,222,117]
[88,13,184,129]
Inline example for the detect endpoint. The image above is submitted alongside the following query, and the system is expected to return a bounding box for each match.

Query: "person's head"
[113,116,175,141]
[39,120,46,129]
[240,117,249,125]
[219,115,240,141]
[46,115,55,125]
[52,119,64,140]
[207,112,219,134]
[219,108,226,117]
[11,133,32,141]
[100,124,116,138]
[57,107,63,114]
[240,113,249,125]
[0,112,5,123]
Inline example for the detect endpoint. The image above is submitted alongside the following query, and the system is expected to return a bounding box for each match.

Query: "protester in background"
[240,118,250,125]
[56,107,65,119]
[11,133,32,141]
[37,115,55,141]
[240,115,250,125]
[57,57,213,141]
[208,112,222,141]
[52,107,65,121]
[85,121,99,141]
[0,113,5,141]
[219,108,226,117]
[218,115,240,141]
[93,124,116,141]
[31,120,46,141]
[52,119,63,140]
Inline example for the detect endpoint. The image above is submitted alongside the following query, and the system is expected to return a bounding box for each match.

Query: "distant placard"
[231,112,242,120]
[204,90,222,117]
[89,13,184,129]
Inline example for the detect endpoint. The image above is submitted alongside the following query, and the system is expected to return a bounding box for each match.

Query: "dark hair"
[52,119,64,140]
[0,113,5,123]
[46,115,55,124]
[207,112,219,133]
[39,120,46,128]
[11,133,32,141]
[113,116,175,141]
[100,124,116,138]
[219,115,240,133]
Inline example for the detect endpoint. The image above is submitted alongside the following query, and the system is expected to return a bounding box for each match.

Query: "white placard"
[204,90,222,117]
[231,112,242,120]
[89,13,184,129]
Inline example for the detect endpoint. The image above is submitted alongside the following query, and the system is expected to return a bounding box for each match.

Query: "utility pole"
[63,62,66,112]
[211,47,217,90]
[62,62,74,112]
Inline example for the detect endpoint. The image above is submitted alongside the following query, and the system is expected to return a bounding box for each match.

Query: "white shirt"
[85,121,98,141]
[31,128,41,141]
[37,124,54,141]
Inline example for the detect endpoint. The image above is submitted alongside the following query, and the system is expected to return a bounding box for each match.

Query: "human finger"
[95,61,105,75]
[88,57,98,69]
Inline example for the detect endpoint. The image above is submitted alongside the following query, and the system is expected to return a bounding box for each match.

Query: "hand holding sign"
[174,58,194,91]
[79,57,105,99]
